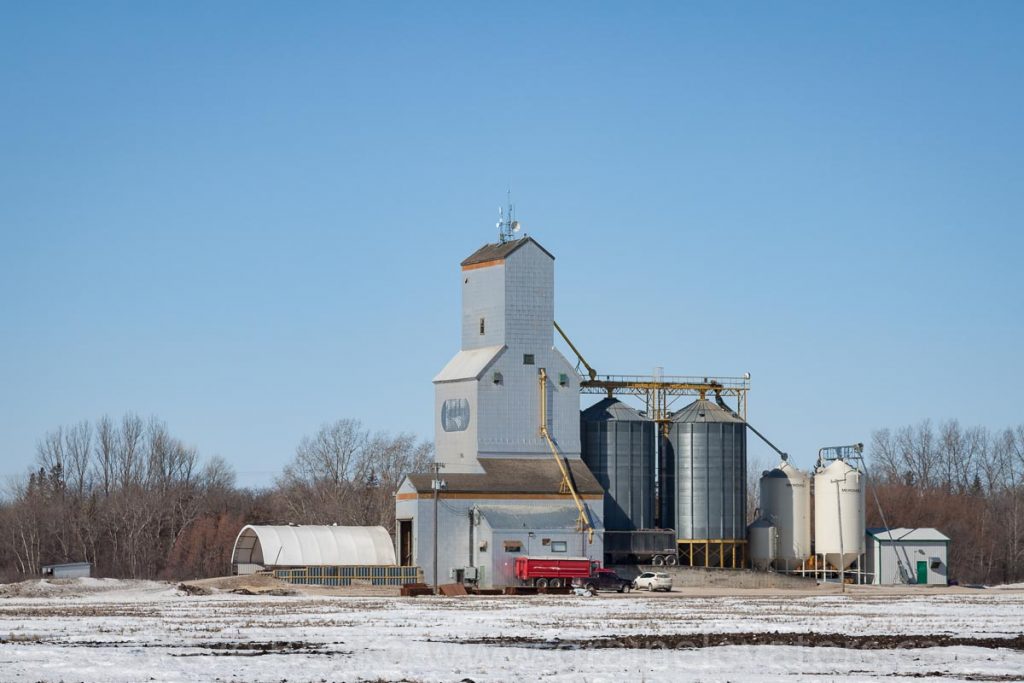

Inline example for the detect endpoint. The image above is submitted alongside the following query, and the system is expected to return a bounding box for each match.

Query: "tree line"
[3,414,1021,585]
[745,421,1023,585]
[0,415,431,582]
[868,420,1024,585]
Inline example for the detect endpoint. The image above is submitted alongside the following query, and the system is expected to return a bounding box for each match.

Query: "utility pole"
[835,478,845,594]
[431,461,446,594]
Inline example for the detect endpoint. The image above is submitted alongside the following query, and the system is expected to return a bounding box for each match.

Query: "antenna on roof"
[496,189,521,243]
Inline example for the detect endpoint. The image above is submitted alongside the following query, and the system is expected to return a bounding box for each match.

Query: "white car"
[633,572,672,592]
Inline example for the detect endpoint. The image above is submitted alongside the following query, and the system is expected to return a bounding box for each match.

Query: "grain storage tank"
[581,398,656,531]
[760,459,811,570]
[813,459,865,570]
[748,518,775,571]
[661,399,747,546]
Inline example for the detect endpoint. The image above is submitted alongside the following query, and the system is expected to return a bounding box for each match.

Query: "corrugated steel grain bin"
[581,398,656,531]
[660,399,747,540]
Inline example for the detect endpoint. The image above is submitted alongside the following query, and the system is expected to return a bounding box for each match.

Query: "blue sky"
[2,2,1022,488]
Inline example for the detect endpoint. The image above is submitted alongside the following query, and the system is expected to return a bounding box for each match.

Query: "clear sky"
[2,2,1022,488]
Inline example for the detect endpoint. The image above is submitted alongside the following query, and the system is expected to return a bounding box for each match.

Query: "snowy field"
[1,579,1022,682]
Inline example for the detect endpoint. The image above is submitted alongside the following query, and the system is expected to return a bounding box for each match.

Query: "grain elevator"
[396,211,878,589]
[395,233,604,588]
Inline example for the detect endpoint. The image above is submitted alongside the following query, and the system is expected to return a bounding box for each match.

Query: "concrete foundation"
[610,565,819,590]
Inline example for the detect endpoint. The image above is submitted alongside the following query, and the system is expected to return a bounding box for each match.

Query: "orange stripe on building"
[461,259,503,271]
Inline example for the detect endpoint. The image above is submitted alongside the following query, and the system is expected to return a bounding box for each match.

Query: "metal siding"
[487,528,520,588]
[814,460,866,569]
[461,262,505,350]
[490,529,599,587]
[877,541,947,584]
[233,526,397,567]
[433,380,481,472]
[410,237,602,586]
[503,244,553,352]
[580,403,656,531]
[706,423,723,538]
[665,402,747,541]
[629,421,652,528]
[659,434,675,530]
[434,345,505,383]
[408,494,603,588]
[469,260,580,460]
[722,424,736,537]
[760,462,812,569]
[49,564,91,579]
[436,236,582,473]
[410,496,471,586]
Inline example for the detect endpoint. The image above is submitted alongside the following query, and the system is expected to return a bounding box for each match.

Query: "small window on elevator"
[523,354,535,365]
[479,318,485,335]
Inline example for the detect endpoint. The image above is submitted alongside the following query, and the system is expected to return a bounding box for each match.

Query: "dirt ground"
[175,575,1021,599]
[5,575,1019,600]
[458,631,1024,651]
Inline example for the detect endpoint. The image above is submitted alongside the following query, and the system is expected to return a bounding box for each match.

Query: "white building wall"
[398,487,604,588]
[436,240,582,467]
[484,527,597,588]
[868,537,949,585]
[461,262,506,350]
[409,237,598,588]
[397,494,473,587]
[434,380,482,473]
[503,245,554,350]
[44,564,92,579]
[475,347,580,458]
[395,479,421,566]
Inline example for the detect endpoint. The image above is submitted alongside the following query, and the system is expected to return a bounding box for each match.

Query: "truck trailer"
[514,556,598,588]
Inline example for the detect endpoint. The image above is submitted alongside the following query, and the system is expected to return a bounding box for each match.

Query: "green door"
[916,560,927,584]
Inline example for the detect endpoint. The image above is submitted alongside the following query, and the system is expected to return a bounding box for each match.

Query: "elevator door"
[399,520,413,566]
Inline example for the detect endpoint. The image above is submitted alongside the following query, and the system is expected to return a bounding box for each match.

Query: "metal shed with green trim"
[865,527,950,585]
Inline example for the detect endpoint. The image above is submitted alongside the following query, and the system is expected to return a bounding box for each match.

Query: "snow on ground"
[0,579,1022,682]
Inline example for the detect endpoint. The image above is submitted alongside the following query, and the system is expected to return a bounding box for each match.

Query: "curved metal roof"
[231,525,396,567]
[764,460,808,480]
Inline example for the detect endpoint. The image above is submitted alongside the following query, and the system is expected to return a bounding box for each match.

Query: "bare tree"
[869,420,1024,584]
[745,452,771,523]
[276,419,368,523]
[117,413,144,491]
[95,415,116,498]
[0,414,424,581]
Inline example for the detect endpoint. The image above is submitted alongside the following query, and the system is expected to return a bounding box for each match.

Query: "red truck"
[514,556,598,588]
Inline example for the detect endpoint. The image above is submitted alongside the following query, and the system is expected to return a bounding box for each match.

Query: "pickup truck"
[573,568,632,593]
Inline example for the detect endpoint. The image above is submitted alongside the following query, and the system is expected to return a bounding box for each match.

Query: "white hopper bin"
[760,459,811,570]
[813,459,865,570]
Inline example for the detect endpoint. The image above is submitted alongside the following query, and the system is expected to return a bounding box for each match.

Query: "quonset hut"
[396,236,604,588]
[231,525,397,574]
[229,525,420,586]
